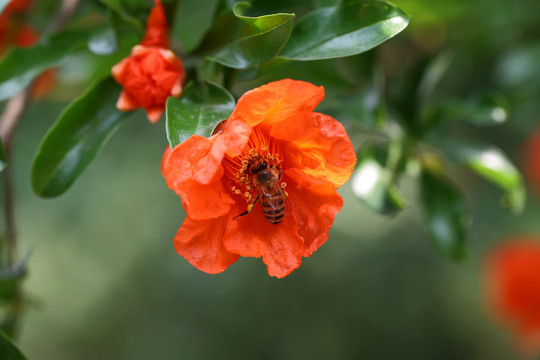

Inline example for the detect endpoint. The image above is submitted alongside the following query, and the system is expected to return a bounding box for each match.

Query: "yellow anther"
[235,189,241,195]
[281,182,287,188]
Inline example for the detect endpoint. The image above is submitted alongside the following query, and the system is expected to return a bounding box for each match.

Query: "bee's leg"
[277,166,282,180]
[233,196,259,220]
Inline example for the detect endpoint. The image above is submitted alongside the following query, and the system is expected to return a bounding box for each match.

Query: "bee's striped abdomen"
[261,192,285,224]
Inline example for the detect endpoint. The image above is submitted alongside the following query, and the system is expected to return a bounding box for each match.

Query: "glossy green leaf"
[88,27,119,55]
[173,0,220,53]
[31,77,130,197]
[0,29,91,101]
[166,81,235,148]
[99,0,146,29]
[279,0,409,61]
[0,331,27,360]
[420,169,468,261]
[351,146,406,215]
[0,138,6,173]
[207,2,295,69]
[439,139,525,214]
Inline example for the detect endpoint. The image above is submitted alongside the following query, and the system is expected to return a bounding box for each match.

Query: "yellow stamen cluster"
[222,125,285,206]
[226,147,283,204]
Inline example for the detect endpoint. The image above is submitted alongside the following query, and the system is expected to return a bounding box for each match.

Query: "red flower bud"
[111,0,186,123]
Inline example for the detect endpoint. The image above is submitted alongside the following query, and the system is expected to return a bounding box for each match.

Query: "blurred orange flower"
[161,79,357,278]
[112,0,185,123]
[0,8,55,99]
[524,128,540,197]
[485,239,540,356]
[0,0,33,52]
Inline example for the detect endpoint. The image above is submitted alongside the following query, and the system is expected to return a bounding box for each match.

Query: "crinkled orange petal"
[223,202,303,278]
[272,112,356,188]
[192,119,252,184]
[174,215,239,274]
[230,79,324,128]
[141,0,169,48]
[162,138,234,220]
[284,168,344,257]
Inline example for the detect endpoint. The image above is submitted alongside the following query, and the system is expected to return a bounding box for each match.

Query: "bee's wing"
[282,184,293,217]
[258,179,293,217]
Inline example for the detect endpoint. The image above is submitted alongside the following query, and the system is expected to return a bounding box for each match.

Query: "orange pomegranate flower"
[111,0,186,123]
[485,239,540,356]
[161,79,357,278]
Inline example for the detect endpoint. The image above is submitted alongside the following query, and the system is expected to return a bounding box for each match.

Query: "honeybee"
[235,159,288,224]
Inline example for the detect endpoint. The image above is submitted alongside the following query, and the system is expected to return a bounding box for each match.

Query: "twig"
[0,91,29,267]
[46,0,81,35]
[0,91,29,149]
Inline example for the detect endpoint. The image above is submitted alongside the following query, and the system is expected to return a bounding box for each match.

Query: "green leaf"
[438,139,525,214]
[418,51,452,101]
[424,92,510,131]
[0,29,91,101]
[0,261,26,302]
[0,138,6,173]
[0,331,27,360]
[99,0,147,30]
[279,0,409,61]
[173,0,220,53]
[207,2,295,69]
[31,77,130,197]
[166,81,235,148]
[351,146,406,215]
[420,169,468,261]
[88,26,119,55]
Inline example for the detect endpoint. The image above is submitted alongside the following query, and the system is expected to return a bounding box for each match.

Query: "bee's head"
[250,160,268,174]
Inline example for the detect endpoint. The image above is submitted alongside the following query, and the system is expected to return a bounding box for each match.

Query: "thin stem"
[46,0,81,35]
[3,154,16,267]
[0,91,29,267]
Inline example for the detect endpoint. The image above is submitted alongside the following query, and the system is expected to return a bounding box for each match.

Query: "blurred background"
[3,0,540,358]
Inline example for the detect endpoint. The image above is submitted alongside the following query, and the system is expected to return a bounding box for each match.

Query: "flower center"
[222,126,285,205]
